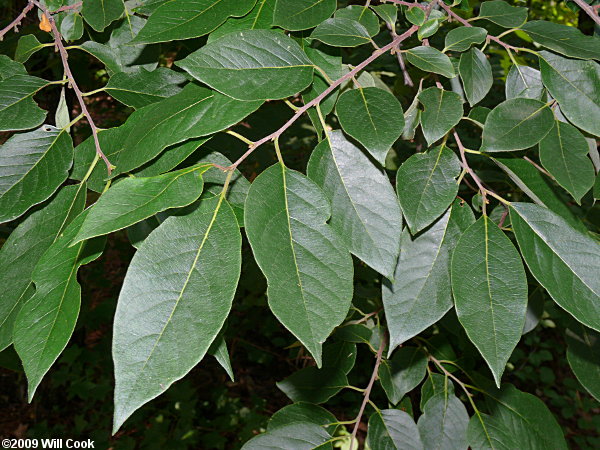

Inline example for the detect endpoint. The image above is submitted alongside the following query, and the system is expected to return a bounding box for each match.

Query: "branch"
[350,331,387,449]
[227,25,419,170]
[571,0,600,25]
[0,1,34,41]
[387,23,414,87]
[51,1,83,14]
[31,0,113,174]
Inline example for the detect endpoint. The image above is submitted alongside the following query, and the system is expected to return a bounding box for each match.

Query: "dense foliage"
[0,0,599,448]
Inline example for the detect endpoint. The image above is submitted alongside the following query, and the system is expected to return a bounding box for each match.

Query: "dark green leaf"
[277,367,347,404]
[478,0,527,27]
[443,27,487,53]
[334,5,380,36]
[367,409,423,450]
[273,0,336,31]
[208,0,276,41]
[15,35,46,63]
[379,347,427,404]
[59,12,84,41]
[418,18,440,40]
[208,334,234,381]
[0,55,27,80]
[372,4,397,26]
[242,422,330,449]
[418,87,463,145]
[420,373,455,412]
[566,324,600,402]
[134,138,210,178]
[406,46,456,78]
[268,403,337,434]
[459,48,493,106]
[418,393,469,450]
[0,75,48,131]
[82,0,124,32]
[311,17,372,47]
[521,21,600,60]
[505,65,544,100]
[405,6,426,26]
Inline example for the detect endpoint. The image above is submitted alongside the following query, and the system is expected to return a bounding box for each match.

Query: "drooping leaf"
[13,210,105,401]
[396,145,461,234]
[459,48,493,106]
[367,409,424,450]
[539,120,595,203]
[335,5,380,36]
[82,0,124,32]
[112,195,241,433]
[15,34,46,63]
[268,402,337,435]
[72,165,210,244]
[384,202,475,351]
[418,393,469,450]
[134,138,210,178]
[420,373,455,412]
[443,27,487,53]
[335,87,404,165]
[208,334,234,381]
[108,15,159,73]
[481,98,554,152]
[208,0,276,41]
[0,74,48,131]
[0,185,85,352]
[307,130,402,278]
[55,88,70,132]
[311,17,372,47]
[379,346,428,404]
[451,216,528,386]
[406,46,456,78]
[566,324,600,402]
[131,0,256,44]
[178,30,313,101]
[510,202,600,332]
[521,21,600,60]
[505,65,544,100]
[478,0,527,27]
[372,4,397,27]
[273,0,336,31]
[242,422,330,450]
[539,51,600,137]
[418,87,463,145]
[245,164,353,365]
[276,367,347,404]
[0,126,73,224]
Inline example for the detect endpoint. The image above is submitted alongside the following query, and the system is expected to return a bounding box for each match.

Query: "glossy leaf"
[379,346,427,404]
[505,65,544,100]
[335,5,380,36]
[13,211,105,401]
[443,27,487,53]
[367,409,424,450]
[566,324,600,402]
[406,46,455,78]
[15,35,46,63]
[113,195,241,432]
[178,30,313,101]
[242,422,330,449]
[209,0,276,41]
[452,216,528,386]
[373,4,397,26]
[268,402,337,435]
[396,145,461,234]
[0,74,47,131]
[0,126,73,224]
[418,87,463,145]
[132,0,255,43]
[459,48,493,106]
[478,0,527,27]
[521,21,600,60]
[336,87,404,165]
[418,19,440,40]
[384,202,475,351]
[0,185,85,352]
[418,393,469,450]
[311,17,372,47]
[539,51,600,137]
[539,121,595,203]
[307,130,402,277]
[245,164,353,365]
[82,0,124,32]
[481,98,554,152]
[510,202,600,332]
[406,6,426,26]
[273,0,336,31]
[72,165,210,244]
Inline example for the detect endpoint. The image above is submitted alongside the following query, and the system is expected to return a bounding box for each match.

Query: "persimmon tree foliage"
[0,0,599,447]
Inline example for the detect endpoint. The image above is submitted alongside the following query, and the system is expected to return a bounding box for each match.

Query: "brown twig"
[350,331,388,449]
[571,0,600,26]
[453,131,490,212]
[387,23,414,87]
[31,0,113,174]
[51,1,83,14]
[0,1,34,41]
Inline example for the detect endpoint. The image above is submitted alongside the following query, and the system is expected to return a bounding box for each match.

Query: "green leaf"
[336,87,404,165]
[468,384,567,450]
[478,0,527,27]
[521,21,600,60]
[505,65,544,100]
[384,202,475,351]
[277,367,347,404]
[105,68,187,109]
[418,87,463,146]
[112,195,241,433]
[307,131,401,277]
[418,393,468,449]
[396,145,461,234]
[82,0,124,31]
[420,373,455,412]
[0,126,73,224]
[108,15,159,73]
[131,0,256,44]
[0,185,85,352]
[72,165,210,244]
[402,93,421,140]
[334,5,380,36]
[0,74,48,131]
[242,422,330,449]
[443,27,487,53]
[208,0,276,41]
[55,88,70,132]
[273,0,336,31]
[268,402,337,435]
[13,210,105,401]
[372,4,397,27]
[134,137,210,178]
[0,55,27,80]
[59,12,84,41]
[481,98,554,152]
[539,121,595,203]
[78,41,123,75]
[208,334,234,381]
[406,46,456,78]
[418,19,440,40]
[15,34,46,63]
[459,48,493,106]
[178,30,313,101]
[311,17,372,47]
[367,409,424,450]
[510,202,600,332]
[539,51,600,137]
[245,164,354,365]
[379,347,427,404]
[405,6,426,26]
[566,324,600,402]
[451,216,528,386]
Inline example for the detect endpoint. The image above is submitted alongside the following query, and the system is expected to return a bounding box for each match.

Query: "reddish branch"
[387,23,414,87]
[51,1,83,14]
[572,0,600,25]
[0,1,34,40]
[30,0,113,174]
